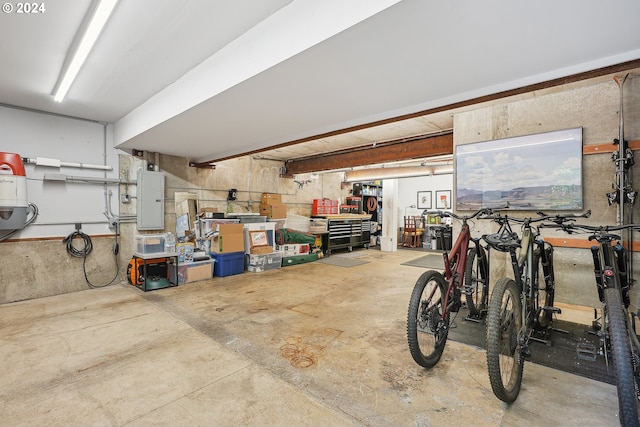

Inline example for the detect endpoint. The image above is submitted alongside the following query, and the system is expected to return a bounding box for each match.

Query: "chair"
[402,216,424,248]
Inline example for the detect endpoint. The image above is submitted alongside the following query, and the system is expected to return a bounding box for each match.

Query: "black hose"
[63,229,93,258]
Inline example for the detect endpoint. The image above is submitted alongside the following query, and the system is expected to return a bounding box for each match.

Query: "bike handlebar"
[481,210,591,228]
[422,207,498,222]
[542,221,640,234]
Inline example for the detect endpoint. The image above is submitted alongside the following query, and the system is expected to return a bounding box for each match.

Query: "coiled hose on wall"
[63,225,120,289]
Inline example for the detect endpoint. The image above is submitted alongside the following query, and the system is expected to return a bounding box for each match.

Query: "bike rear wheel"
[465,245,488,316]
[407,270,450,368]
[486,277,524,403]
[605,287,640,426]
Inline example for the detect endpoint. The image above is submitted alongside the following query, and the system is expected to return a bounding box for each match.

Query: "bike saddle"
[483,232,521,252]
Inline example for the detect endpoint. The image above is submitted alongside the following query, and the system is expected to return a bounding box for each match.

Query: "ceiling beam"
[191,59,640,169]
[282,132,452,176]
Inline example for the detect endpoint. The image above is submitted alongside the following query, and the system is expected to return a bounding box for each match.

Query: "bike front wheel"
[407,270,450,368]
[486,277,524,403]
[605,287,640,426]
[464,245,488,317]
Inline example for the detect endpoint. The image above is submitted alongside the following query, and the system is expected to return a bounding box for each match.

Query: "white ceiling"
[1,0,640,165]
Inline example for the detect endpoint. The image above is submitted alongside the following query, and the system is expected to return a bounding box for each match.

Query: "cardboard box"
[250,245,273,254]
[210,223,245,253]
[248,230,272,254]
[261,193,282,204]
[243,222,276,254]
[309,218,328,233]
[171,260,213,284]
[260,203,286,219]
[277,243,310,257]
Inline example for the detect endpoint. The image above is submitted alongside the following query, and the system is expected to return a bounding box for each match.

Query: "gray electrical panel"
[137,170,165,230]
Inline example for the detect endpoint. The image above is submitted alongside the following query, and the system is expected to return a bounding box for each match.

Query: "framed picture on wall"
[417,191,432,209]
[454,127,583,210]
[435,190,451,209]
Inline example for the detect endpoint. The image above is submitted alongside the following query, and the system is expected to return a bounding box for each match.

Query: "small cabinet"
[137,170,165,230]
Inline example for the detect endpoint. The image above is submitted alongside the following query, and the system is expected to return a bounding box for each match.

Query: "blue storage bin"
[211,251,245,277]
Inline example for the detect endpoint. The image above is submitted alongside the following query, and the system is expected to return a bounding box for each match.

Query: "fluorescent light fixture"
[52,0,118,102]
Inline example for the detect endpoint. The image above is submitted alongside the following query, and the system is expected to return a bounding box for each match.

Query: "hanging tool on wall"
[606,73,636,282]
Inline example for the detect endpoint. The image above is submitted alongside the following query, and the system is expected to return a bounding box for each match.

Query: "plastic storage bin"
[211,251,245,277]
[245,252,283,273]
[170,260,213,284]
[135,234,166,254]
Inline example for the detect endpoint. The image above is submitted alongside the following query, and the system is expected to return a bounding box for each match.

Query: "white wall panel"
[0,106,119,238]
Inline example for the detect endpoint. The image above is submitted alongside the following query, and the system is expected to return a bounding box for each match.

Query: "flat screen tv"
[455,127,583,211]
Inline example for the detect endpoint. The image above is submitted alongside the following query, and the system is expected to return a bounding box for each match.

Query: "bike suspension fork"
[538,241,554,293]
[590,245,605,303]
[613,243,631,308]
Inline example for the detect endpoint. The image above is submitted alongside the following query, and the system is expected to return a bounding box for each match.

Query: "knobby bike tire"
[486,277,524,403]
[464,246,488,316]
[605,288,640,427]
[407,270,450,368]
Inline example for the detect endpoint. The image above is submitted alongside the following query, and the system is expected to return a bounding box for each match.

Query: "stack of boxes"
[245,229,283,273]
[259,193,286,219]
[166,192,328,278]
[246,194,283,272]
[209,223,246,277]
[312,198,339,215]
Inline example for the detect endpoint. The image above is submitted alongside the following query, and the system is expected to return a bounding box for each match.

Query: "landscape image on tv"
[455,128,583,211]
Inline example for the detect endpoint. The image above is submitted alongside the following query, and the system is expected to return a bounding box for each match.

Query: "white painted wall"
[380,178,398,252]
[0,106,120,238]
[397,174,453,227]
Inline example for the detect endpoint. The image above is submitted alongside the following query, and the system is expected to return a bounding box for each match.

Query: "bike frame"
[440,223,471,314]
[487,215,557,345]
[507,226,555,344]
[437,217,490,319]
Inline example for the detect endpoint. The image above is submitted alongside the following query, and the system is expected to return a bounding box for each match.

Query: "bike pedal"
[542,306,561,314]
[576,342,597,362]
[521,346,532,358]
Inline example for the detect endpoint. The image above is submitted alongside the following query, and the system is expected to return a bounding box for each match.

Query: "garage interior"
[1,1,640,426]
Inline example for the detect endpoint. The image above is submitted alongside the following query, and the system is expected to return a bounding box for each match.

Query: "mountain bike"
[482,211,573,403]
[407,207,492,368]
[543,219,640,426]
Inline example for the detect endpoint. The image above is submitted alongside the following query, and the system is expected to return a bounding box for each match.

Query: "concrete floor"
[0,248,622,426]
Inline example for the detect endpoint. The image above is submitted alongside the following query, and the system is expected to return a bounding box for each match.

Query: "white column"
[380,178,398,252]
